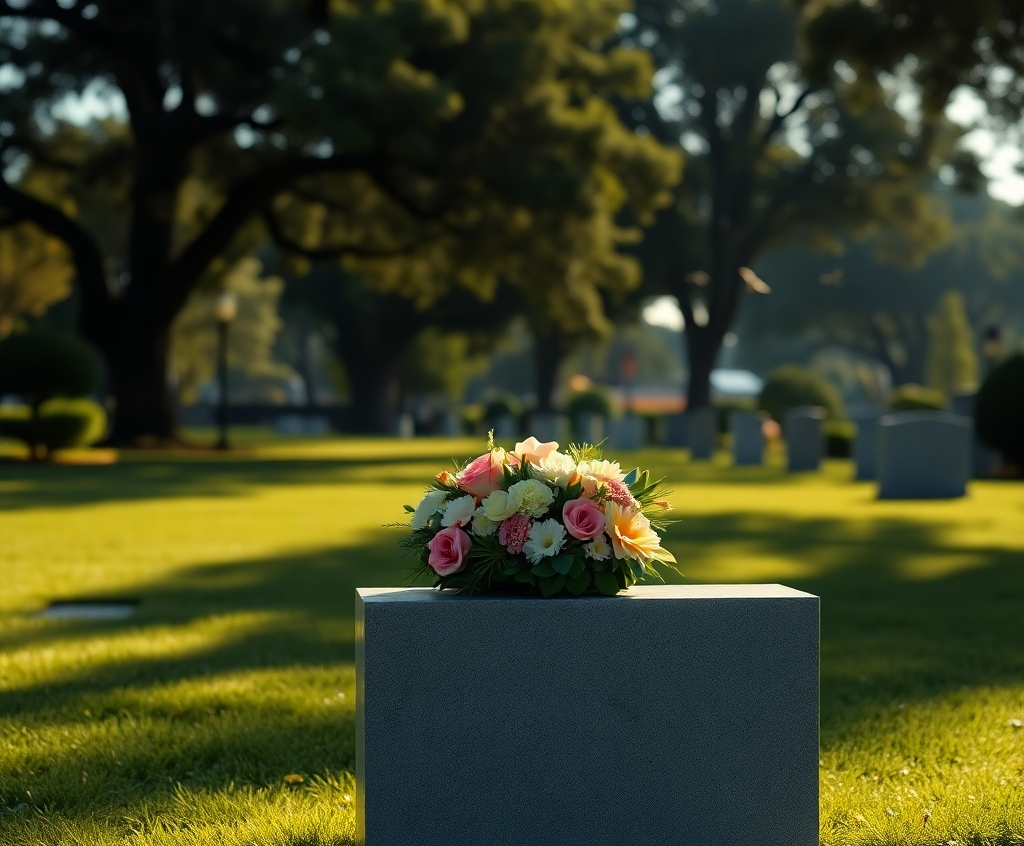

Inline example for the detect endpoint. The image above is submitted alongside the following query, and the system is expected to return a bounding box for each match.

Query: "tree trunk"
[104,323,177,445]
[684,325,719,411]
[532,327,566,414]
[345,348,404,433]
[28,398,43,463]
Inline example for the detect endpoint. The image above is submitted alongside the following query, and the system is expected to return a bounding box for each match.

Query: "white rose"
[441,495,478,528]
[481,489,523,522]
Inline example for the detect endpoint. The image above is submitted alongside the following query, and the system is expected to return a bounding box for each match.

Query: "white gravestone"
[530,413,568,444]
[440,412,461,438]
[356,585,819,846]
[394,413,415,439]
[575,412,605,445]
[663,412,687,448]
[877,411,971,499]
[492,414,518,441]
[686,406,717,460]
[730,409,765,466]
[609,413,644,451]
[784,406,825,472]
[852,414,881,481]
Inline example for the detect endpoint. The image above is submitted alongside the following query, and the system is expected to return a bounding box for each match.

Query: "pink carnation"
[605,479,636,508]
[498,513,532,555]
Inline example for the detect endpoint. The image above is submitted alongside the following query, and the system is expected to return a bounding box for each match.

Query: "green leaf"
[551,554,575,575]
[623,467,640,486]
[501,557,525,576]
[565,571,592,595]
[594,571,620,596]
[539,574,566,597]
[403,504,415,513]
[563,481,583,501]
[514,570,537,586]
[531,561,557,577]
[568,556,585,579]
[626,558,646,581]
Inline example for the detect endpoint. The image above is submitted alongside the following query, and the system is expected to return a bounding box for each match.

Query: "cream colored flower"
[508,479,555,518]
[577,459,626,496]
[584,534,612,561]
[441,495,478,528]
[513,436,559,464]
[604,501,664,564]
[480,488,523,522]
[410,489,448,529]
[523,518,566,563]
[470,514,498,537]
[531,450,578,487]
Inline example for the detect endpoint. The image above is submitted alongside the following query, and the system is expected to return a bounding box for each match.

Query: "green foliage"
[823,418,855,458]
[400,327,490,403]
[0,328,100,402]
[0,220,74,337]
[887,383,948,412]
[926,290,979,395]
[975,353,1024,468]
[563,386,616,428]
[481,393,523,423]
[0,398,107,452]
[758,366,845,422]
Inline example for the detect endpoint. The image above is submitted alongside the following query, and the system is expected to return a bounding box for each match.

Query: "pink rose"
[562,497,606,540]
[457,450,508,498]
[427,526,472,576]
[514,436,559,464]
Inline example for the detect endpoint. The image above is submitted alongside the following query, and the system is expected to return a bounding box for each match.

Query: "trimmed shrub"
[0,398,107,452]
[0,328,100,401]
[887,383,947,412]
[481,393,523,424]
[758,366,845,423]
[564,386,615,420]
[824,418,856,458]
[975,353,1024,468]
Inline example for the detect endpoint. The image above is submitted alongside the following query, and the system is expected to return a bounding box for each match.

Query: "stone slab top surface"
[357,583,817,602]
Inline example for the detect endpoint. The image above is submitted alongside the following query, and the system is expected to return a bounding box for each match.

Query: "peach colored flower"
[514,436,559,465]
[457,449,510,498]
[604,501,664,564]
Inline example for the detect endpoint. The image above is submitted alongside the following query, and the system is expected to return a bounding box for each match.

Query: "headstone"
[306,415,330,436]
[784,406,825,473]
[730,410,765,466]
[394,413,415,439]
[609,414,644,451]
[663,412,688,448]
[440,412,461,438]
[950,392,999,478]
[273,414,306,436]
[877,411,971,499]
[576,412,605,445]
[492,414,518,441]
[357,585,819,846]
[530,413,567,444]
[686,407,717,461]
[851,414,880,481]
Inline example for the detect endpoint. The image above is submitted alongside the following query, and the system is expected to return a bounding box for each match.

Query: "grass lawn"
[1,436,1023,845]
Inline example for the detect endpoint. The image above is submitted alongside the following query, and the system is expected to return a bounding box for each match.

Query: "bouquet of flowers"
[401,434,677,596]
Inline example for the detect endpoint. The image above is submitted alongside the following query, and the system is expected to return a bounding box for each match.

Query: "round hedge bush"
[0,398,107,452]
[758,366,845,423]
[975,352,1024,467]
[0,328,101,401]
[481,393,523,424]
[564,387,615,421]
[887,383,947,412]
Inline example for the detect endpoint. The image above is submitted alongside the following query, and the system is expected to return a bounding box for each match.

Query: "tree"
[926,290,979,395]
[0,223,74,338]
[618,0,951,410]
[0,0,680,444]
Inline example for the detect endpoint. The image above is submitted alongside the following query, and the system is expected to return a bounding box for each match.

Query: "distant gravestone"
[784,406,825,473]
[395,413,415,439]
[530,413,567,444]
[852,414,881,481]
[576,412,605,445]
[663,412,688,448]
[306,415,330,436]
[950,392,999,478]
[877,411,971,499]
[610,414,644,451]
[730,410,765,466]
[686,407,717,461]
[273,414,307,436]
[440,412,461,438]
[493,415,518,441]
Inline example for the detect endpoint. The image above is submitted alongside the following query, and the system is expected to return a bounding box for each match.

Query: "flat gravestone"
[575,412,605,445]
[609,414,644,451]
[686,407,717,461]
[356,586,819,846]
[730,409,765,466]
[878,411,971,499]
[530,413,567,444]
[663,412,687,447]
[852,414,881,481]
[784,406,825,473]
[492,414,518,441]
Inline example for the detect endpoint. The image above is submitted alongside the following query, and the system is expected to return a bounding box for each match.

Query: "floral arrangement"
[401,435,677,596]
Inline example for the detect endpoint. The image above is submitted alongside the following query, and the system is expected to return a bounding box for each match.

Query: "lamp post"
[982,325,1004,377]
[214,290,237,450]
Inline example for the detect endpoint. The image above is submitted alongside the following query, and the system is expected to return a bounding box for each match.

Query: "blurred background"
[0,0,1022,467]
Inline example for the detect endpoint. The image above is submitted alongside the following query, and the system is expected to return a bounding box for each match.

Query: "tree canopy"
[0,0,681,441]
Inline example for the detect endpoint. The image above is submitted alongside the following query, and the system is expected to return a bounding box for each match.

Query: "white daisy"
[584,534,612,561]
[523,518,566,563]
[441,495,478,528]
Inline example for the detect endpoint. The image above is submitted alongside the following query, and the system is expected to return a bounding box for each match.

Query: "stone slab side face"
[852,414,880,481]
[730,409,765,466]
[609,413,644,451]
[686,406,717,460]
[784,406,825,472]
[878,411,971,498]
[356,585,819,846]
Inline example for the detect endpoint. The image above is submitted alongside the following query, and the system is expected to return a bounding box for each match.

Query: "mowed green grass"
[1,437,1023,846]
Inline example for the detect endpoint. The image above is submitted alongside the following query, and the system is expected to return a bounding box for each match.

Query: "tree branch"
[262,209,422,259]
[759,86,814,151]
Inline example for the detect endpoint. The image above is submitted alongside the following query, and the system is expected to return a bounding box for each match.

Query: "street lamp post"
[982,325,1004,377]
[214,291,237,450]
